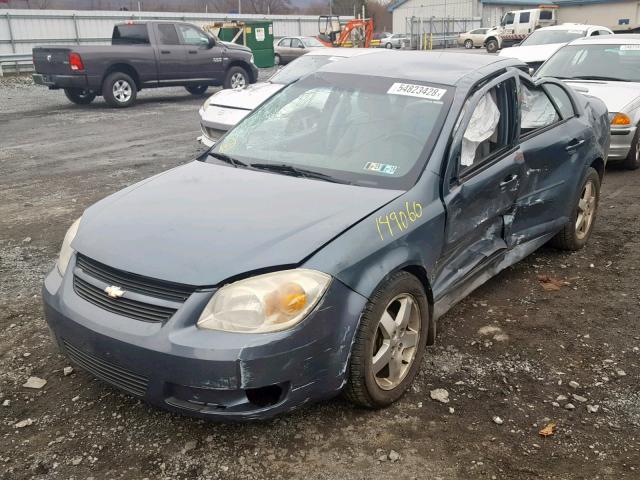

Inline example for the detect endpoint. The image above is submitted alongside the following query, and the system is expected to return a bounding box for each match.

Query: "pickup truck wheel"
[344,271,429,408]
[549,167,600,251]
[224,66,249,90]
[103,72,137,108]
[486,39,499,53]
[64,88,96,105]
[185,84,208,96]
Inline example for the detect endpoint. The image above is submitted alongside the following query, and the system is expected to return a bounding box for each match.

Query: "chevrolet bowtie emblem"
[47,54,52,62]
[104,285,125,298]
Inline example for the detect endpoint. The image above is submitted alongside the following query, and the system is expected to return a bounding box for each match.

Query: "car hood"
[73,161,402,286]
[221,41,251,53]
[499,43,565,63]
[205,82,284,110]
[563,80,640,112]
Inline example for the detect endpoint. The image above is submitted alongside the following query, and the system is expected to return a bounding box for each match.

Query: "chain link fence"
[406,16,481,50]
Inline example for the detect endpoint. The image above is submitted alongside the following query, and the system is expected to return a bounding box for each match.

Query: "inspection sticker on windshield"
[387,83,446,100]
[364,162,398,175]
[620,44,640,50]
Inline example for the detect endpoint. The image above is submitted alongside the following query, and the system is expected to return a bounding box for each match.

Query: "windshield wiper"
[207,151,248,168]
[250,163,350,184]
[568,75,630,82]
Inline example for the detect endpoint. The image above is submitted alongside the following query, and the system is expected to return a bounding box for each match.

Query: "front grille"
[63,340,149,397]
[76,254,195,302]
[74,276,177,323]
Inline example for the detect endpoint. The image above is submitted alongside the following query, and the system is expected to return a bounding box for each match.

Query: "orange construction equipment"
[317,15,375,48]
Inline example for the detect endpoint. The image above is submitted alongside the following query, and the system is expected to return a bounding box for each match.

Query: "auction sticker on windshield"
[364,162,398,175]
[620,44,640,50]
[387,83,446,100]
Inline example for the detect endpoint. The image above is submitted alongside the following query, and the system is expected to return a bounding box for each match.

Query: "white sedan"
[499,24,613,72]
[198,48,382,147]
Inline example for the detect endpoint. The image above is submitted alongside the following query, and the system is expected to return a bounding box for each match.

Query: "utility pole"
[329,0,332,16]
[238,0,242,14]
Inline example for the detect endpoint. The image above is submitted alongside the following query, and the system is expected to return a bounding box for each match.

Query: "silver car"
[380,34,409,49]
[274,36,326,65]
[537,35,640,169]
[198,48,382,147]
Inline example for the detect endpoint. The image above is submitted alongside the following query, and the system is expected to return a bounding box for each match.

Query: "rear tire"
[549,167,600,251]
[185,84,208,96]
[274,53,281,65]
[64,88,96,105]
[486,39,499,53]
[385,42,393,49]
[622,128,640,170]
[102,72,137,108]
[464,39,473,49]
[344,271,430,409]
[223,66,249,90]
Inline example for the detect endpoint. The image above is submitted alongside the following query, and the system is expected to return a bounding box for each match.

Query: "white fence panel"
[0,9,342,56]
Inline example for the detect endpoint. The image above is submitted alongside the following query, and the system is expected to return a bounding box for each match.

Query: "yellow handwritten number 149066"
[376,201,423,241]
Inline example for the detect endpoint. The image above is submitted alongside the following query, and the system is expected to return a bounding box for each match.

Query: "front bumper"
[42,257,367,421]
[198,105,251,146]
[608,126,636,161]
[32,73,88,90]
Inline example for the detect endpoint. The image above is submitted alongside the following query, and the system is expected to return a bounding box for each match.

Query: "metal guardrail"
[0,53,33,76]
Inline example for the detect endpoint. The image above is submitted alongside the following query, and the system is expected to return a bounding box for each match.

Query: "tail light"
[69,52,84,71]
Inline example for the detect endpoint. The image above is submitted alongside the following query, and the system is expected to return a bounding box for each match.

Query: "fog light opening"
[245,384,283,408]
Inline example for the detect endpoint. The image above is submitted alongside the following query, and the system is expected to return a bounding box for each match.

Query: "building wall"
[392,0,479,33]
[557,1,640,30]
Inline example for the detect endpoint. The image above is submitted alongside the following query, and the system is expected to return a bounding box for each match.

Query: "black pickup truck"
[32,21,258,108]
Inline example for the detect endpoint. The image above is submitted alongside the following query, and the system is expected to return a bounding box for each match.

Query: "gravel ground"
[1,70,639,480]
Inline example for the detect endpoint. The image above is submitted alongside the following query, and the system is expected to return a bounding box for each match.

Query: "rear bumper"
[32,73,88,89]
[608,126,636,160]
[42,258,367,421]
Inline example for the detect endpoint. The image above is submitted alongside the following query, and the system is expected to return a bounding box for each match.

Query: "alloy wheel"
[575,180,596,240]
[230,72,246,89]
[113,80,132,103]
[371,294,421,390]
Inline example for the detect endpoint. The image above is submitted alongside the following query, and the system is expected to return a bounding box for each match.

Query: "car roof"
[315,51,524,86]
[537,23,608,32]
[569,34,640,45]
[302,48,383,58]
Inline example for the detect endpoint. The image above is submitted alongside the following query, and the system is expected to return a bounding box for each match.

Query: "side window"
[520,83,560,136]
[590,30,600,36]
[157,24,180,45]
[539,10,553,20]
[279,38,291,47]
[598,29,612,36]
[504,13,515,25]
[518,12,531,24]
[291,38,304,48]
[176,24,210,46]
[544,84,575,119]
[460,82,512,173]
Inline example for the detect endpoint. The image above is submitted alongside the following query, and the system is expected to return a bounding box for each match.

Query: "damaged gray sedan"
[42,52,609,420]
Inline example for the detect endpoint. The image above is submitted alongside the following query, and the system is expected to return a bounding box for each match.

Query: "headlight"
[250,54,255,64]
[197,269,331,333]
[610,112,631,126]
[201,98,210,112]
[57,217,81,276]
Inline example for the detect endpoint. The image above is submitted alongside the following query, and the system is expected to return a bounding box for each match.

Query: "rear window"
[540,10,553,20]
[112,24,150,45]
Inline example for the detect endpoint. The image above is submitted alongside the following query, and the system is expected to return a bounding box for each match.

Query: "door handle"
[499,174,518,188]
[188,50,197,54]
[565,138,585,151]
[160,50,171,54]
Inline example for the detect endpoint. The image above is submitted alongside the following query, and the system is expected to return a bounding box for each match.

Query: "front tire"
[550,167,600,251]
[385,42,393,49]
[486,39,499,53]
[344,272,430,408]
[64,88,96,105]
[623,128,640,170]
[102,72,137,108]
[185,84,208,96]
[223,66,249,90]
[274,53,281,65]
[464,39,473,49]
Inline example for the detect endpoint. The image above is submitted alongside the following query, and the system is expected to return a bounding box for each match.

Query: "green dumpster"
[205,21,275,68]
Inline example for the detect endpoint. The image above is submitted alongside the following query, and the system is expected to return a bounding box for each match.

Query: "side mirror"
[299,44,305,49]
[207,37,215,48]
[528,67,535,76]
